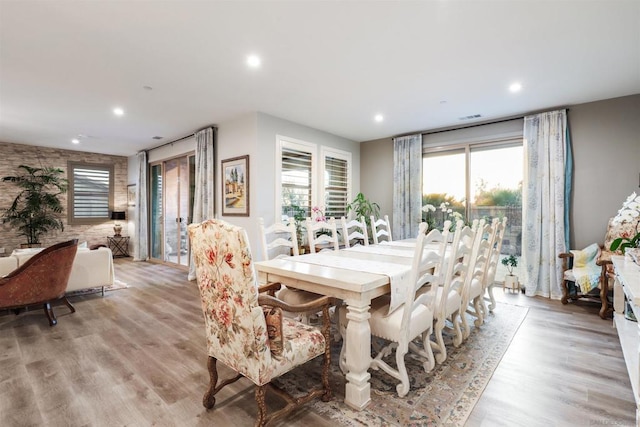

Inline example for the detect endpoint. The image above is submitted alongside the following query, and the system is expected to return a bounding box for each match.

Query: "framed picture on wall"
[221,155,250,216]
[127,184,136,207]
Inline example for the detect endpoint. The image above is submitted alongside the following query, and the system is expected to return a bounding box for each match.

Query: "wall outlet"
[0,248,5,254]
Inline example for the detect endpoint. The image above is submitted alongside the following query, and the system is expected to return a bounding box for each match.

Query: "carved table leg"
[343,299,372,411]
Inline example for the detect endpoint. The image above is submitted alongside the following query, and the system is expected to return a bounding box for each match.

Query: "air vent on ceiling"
[458,114,482,121]
[152,136,164,140]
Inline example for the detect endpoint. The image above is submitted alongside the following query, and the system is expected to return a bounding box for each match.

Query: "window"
[276,136,352,222]
[68,162,114,224]
[278,137,316,220]
[422,119,523,256]
[322,147,351,219]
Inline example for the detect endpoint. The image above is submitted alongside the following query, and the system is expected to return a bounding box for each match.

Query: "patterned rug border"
[276,301,529,427]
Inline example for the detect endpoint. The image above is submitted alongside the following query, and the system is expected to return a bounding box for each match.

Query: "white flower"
[624,192,638,204]
[439,202,449,211]
[422,204,436,212]
[612,192,640,224]
[627,201,640,211]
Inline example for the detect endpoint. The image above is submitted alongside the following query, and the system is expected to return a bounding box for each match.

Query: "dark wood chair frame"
[559,251,613,319]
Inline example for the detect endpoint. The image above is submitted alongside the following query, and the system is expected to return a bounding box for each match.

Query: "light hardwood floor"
[0,259,636,426]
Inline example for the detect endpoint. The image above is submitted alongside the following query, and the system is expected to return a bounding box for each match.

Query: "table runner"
[380,240,416,248]
[290,253,411,314]
[344,244,415,258]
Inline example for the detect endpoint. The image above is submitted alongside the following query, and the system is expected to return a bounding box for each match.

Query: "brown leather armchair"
[0,239,78,326]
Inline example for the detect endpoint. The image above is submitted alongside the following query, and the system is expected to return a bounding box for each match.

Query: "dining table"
[255,240,427,411]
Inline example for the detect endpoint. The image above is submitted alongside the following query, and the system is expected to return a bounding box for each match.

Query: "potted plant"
[2,165,68,247]
[346,192,380,242]
[611,232,640,254]
[501,254,519,291]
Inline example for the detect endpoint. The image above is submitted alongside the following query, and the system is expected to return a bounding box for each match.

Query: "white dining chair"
[460,219,491,339]
[306,218,340,253]
[258,217,323,322]
[419,219,474,364]
[340,216,369,248]
[484,217,508,313]
[339,222,447,397]
[258,217,298,260]
[370,215,392,244]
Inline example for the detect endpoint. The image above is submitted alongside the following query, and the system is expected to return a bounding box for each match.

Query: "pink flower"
[224,252,235,268]
[206,247,217,265]
[215,302,233,328]
[311,205,326,222]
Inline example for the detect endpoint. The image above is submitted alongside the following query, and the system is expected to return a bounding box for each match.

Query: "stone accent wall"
[0,141,128,254]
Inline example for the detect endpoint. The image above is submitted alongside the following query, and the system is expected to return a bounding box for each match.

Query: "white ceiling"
[1,1,639,157]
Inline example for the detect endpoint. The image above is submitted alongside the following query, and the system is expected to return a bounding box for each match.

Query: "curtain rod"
[147,125,217,152]
[392,107,570,139]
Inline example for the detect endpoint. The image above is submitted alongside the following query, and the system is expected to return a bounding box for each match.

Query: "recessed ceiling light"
[374,114,384,122]
[113,107,124,116]
[71,139,79,144]
[509,82,522,93]
[247,54,261,68]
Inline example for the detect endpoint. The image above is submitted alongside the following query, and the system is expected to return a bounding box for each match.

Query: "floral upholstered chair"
[560,192,640,319]
[188,219,332,426]
[0,239,78,326]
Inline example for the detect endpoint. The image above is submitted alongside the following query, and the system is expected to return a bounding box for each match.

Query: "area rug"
[274,302,528,426]
[66,279,128,297]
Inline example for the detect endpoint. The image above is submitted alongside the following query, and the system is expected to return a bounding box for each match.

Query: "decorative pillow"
[262,306,284,359]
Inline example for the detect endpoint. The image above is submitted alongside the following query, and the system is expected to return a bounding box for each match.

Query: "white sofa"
[0,247,115,294]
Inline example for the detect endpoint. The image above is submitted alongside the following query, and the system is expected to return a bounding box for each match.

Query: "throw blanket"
[570,243,601,293]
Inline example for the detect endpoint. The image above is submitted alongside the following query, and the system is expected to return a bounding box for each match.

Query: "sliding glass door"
[150,154,195,266]
[423,142,523,256]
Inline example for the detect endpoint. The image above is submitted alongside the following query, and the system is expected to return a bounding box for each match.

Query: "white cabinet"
[612,255,640,424]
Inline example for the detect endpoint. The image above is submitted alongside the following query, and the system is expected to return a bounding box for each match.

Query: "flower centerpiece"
[421,203,436,229]
[422,201,465,231]
[610,192,640,254]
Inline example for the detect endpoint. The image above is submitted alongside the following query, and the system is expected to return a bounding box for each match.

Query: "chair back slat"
[340,216,369,248]
[370,215,392,244]
[306,218,339,253]
[258,217,298,260]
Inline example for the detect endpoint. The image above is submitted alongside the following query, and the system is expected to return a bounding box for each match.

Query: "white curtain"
[393,134,422,240]
[133,151,149,261]
[188,127,216,281]
[522,109,569,298]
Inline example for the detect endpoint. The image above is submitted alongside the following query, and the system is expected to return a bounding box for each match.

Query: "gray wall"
[360,94,640,250]
[360,136,394,222]
[568,94,640,248]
